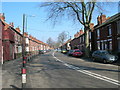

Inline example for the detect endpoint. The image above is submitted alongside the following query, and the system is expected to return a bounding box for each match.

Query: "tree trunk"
[84,27,90,57]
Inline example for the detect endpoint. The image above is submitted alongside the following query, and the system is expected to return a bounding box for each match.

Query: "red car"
[72,49,83,57]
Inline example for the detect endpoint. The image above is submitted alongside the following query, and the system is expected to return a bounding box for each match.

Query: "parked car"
[61,49,68,54]
[67,50,74,56]
[92,50,118,63]
[72,49,83,57]
[39,50,44,54]
[56,49,61,52]
[43,50,47,53]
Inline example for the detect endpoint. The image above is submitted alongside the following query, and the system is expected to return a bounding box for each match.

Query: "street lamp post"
[22,14,27,89]
[25,15,35,58]
[21,14,35,89]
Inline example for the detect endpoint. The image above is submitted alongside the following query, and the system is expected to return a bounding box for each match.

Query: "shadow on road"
[2,85,21,90]
[10,85,21,90]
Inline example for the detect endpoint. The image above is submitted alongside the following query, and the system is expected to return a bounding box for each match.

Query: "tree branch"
[88,2,96,23]
[66,2,84,25]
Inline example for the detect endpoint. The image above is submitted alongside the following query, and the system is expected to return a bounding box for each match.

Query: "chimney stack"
[79,29,84,35]
[24,32,28,37]
[97,14,107,25]
[0,13,5,21]
[90,23,94,30]
[16,27,21,33]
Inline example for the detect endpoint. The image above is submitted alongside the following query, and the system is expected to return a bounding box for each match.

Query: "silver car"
[92,50,118,63]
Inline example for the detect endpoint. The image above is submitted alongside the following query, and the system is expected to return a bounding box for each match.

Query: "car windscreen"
[101,51,109,54]
[69,50,73,52]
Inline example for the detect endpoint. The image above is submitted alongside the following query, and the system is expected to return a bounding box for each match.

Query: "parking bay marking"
[52,51,120,86]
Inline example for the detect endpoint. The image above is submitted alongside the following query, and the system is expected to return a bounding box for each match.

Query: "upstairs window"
[83,35,84,42]
[108,24,112,36]
[117,38,120,52]
[117,20,120,34]
[80,37,81,43]
[97,29,100,39]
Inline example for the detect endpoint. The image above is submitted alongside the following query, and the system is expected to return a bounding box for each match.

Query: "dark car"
[39,50,44,54]
[67,50,74,56]
[72,49,83,57]
[92,50,118,63]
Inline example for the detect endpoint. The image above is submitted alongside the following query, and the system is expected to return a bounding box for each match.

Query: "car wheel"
[103,59,107,64]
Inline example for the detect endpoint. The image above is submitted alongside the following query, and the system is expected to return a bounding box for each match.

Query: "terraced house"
[14,27,22,59]
[0,14,15,61]
[0,13,50,62]
[93,13,120,55]
[70,29,84,50]
[61,13,120,57]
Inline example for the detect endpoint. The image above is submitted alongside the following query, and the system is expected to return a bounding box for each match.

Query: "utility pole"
[22,14,27,89]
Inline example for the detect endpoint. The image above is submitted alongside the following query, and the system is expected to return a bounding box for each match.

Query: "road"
[2,50,120,89]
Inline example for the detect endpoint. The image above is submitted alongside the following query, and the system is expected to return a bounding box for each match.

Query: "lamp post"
[21,14,35,89]
[25,15,35,32]
[22,14,26,89]
[25,15,35,57]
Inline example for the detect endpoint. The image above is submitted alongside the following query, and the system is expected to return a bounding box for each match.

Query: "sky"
[1,1,119,43]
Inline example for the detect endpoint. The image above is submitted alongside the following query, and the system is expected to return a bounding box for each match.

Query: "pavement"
[2,51,120,89]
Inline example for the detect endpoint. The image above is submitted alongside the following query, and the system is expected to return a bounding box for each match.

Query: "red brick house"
[0,19,5,63]
[93,13,120,55]
[70,30,84,50]
[0,14,15,61]
[14,27,22,59]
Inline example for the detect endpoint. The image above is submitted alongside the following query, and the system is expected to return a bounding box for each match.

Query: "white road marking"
[52,51,120,86]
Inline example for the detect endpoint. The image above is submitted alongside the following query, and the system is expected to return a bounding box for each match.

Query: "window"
[101,41,104,50]
[83,35,84,42]
[109,41,112,50]
[89,32,91,40]
[108,40,112,50]
[108,25,112,36]
[104,41,107,50]
[80,37,81,43]
[10,44,13,57]
[90,42,91,50]
[97,41,100,50]
[18,46,22,53]
[26,38,29,44]
[97,29,100,39]
[117,20,120,34]
[117,38,120,52]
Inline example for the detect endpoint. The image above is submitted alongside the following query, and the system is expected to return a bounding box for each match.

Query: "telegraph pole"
[22,14,27,89]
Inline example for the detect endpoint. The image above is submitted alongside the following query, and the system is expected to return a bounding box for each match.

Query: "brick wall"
[0,20,4,62]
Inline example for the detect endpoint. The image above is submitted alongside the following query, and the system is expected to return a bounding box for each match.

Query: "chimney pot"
[9,22,14,27]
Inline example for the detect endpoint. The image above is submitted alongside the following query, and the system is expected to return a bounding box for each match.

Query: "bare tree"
[40,1,115,57]
[58,31,67,45]
[54,41,61,49]
[46,37,54,48]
